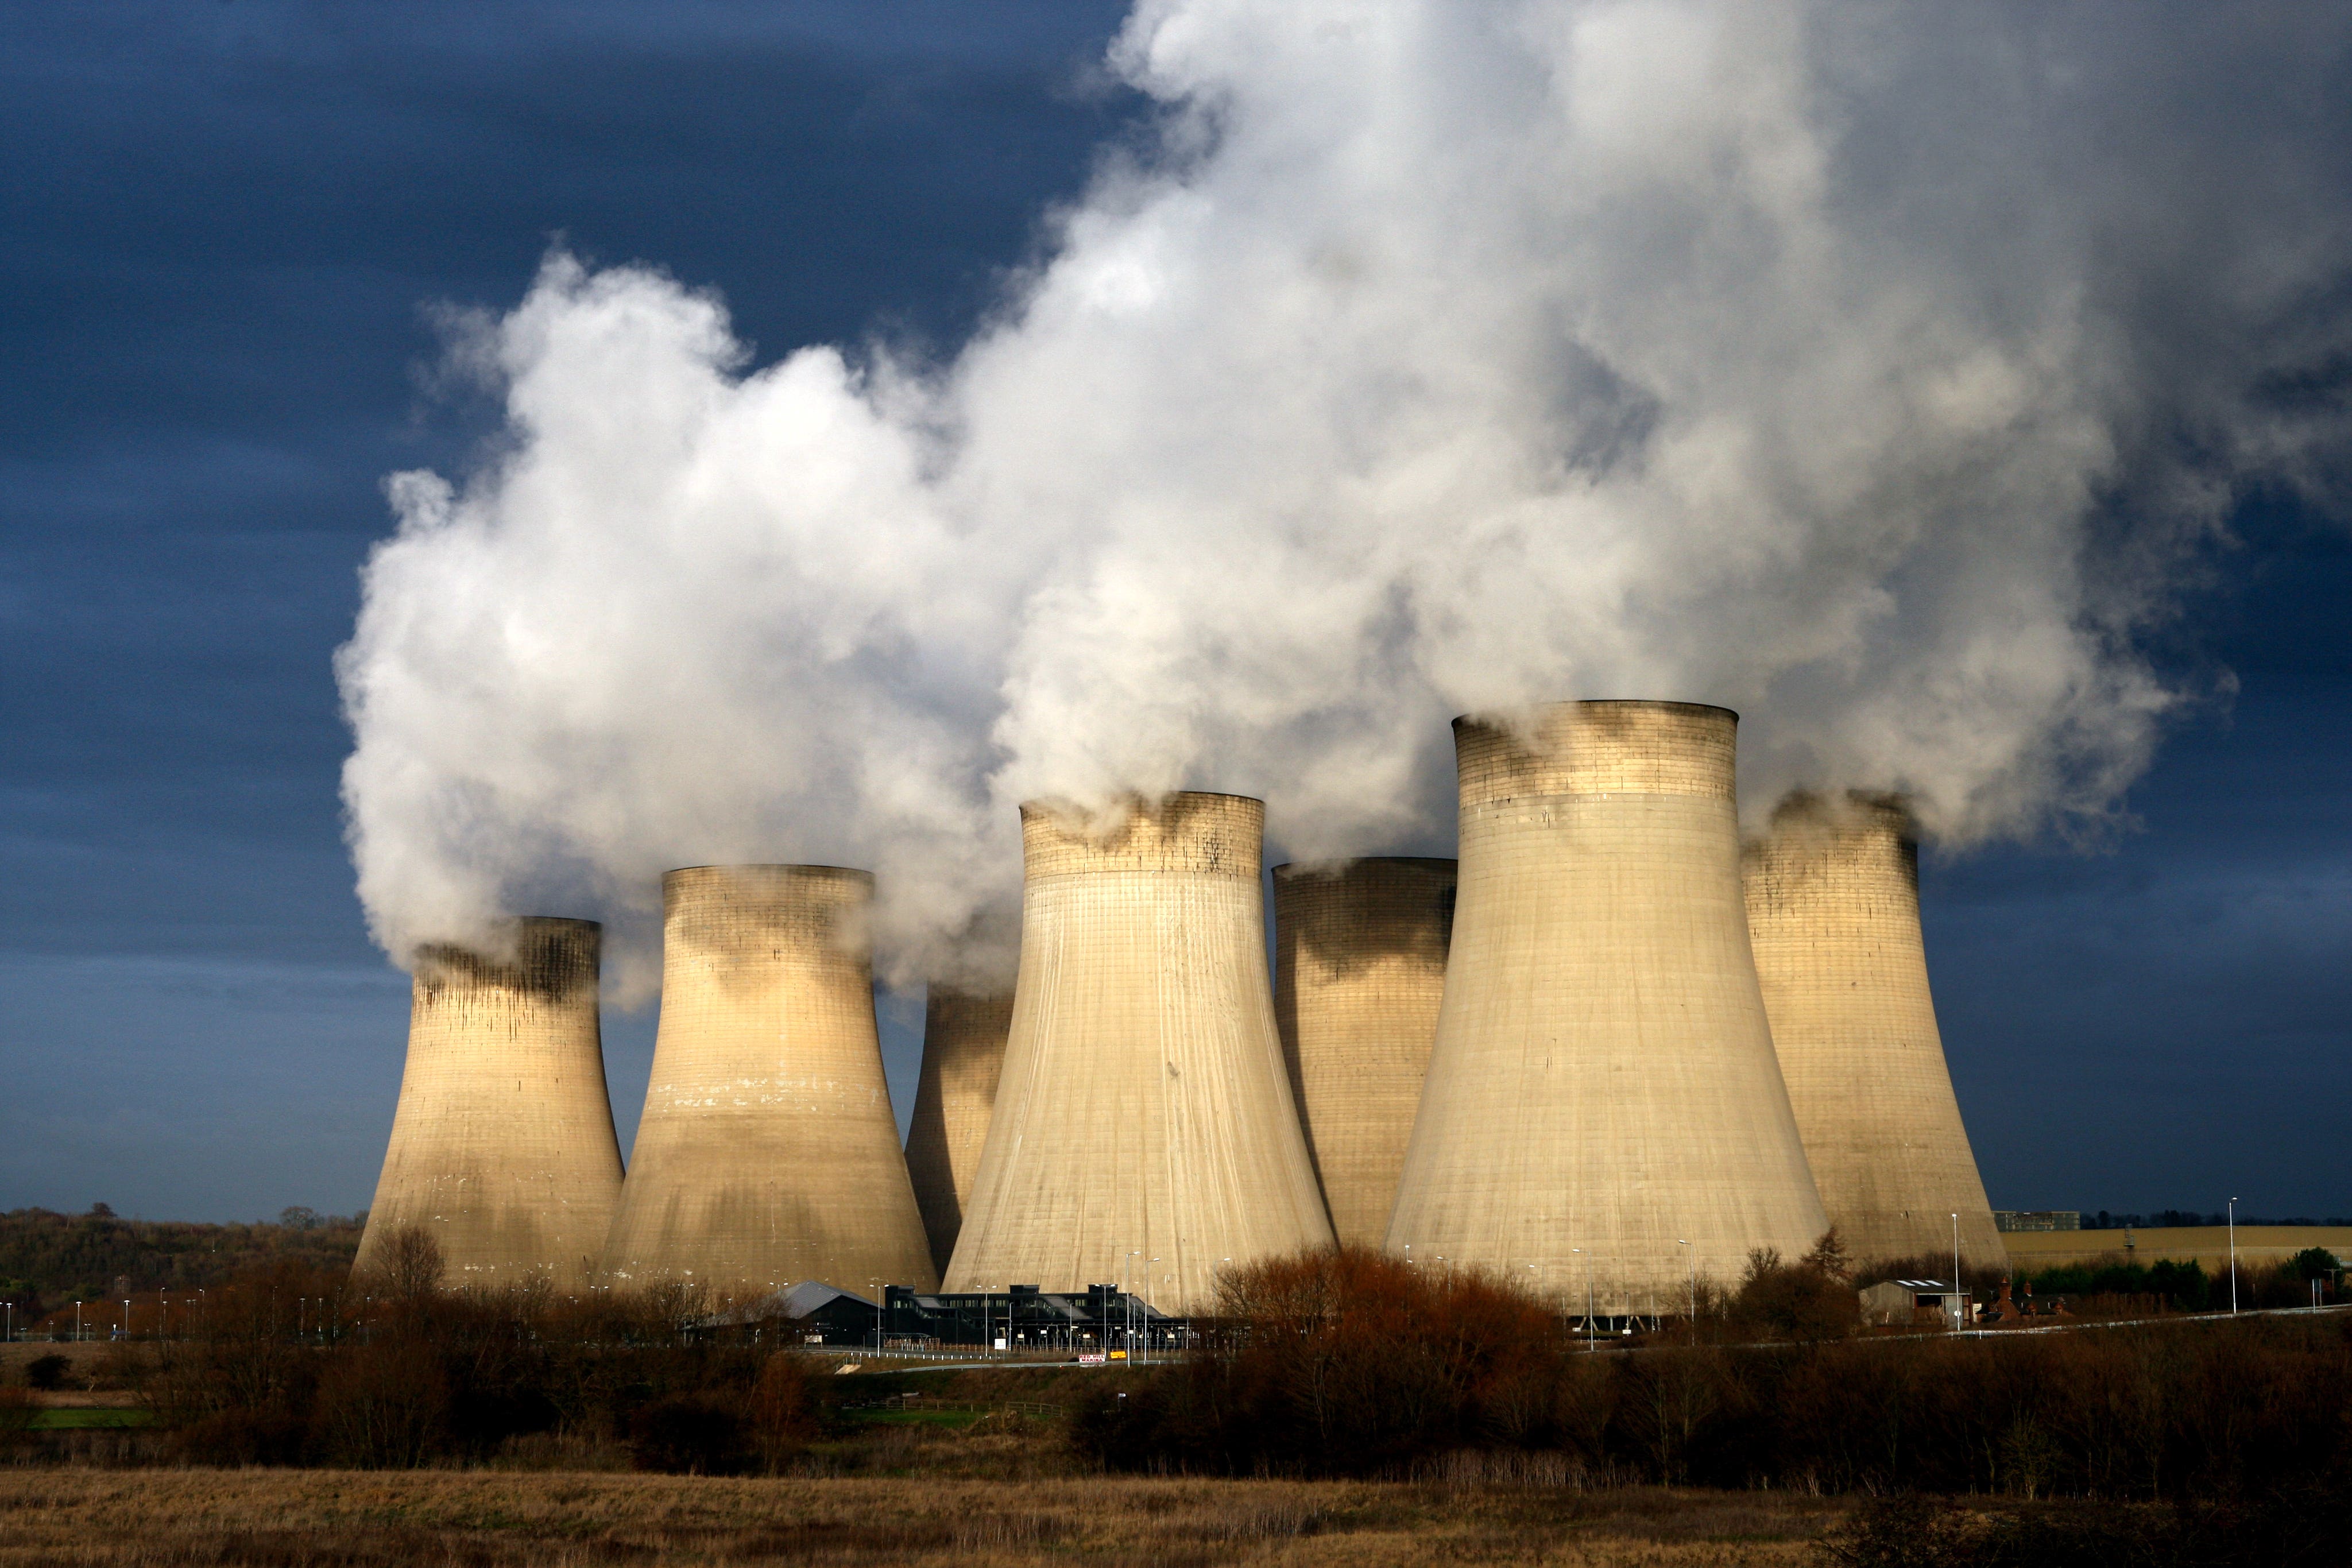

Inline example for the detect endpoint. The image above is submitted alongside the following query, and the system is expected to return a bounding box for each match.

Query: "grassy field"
[0,1468,1846,1566]
[2003,1224,2352,1272]
[21,1410,151,1430]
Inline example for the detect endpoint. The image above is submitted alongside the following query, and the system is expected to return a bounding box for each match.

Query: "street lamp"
[2228,1198,2239,1315]
[1952,1213,1964,1329]
[1125,1252,1140,1358]
[1144,1258,1160,1364]
[1571,1249,1592,1353]
[1676,1241,1695,1337]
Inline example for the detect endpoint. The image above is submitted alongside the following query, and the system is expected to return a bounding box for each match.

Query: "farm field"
[2003,1224,2352,1273]
[0,1468,1843,1567]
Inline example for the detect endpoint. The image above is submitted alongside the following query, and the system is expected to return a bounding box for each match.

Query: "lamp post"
[1677,1240,1695,1338]
[2228,1198,2238,1315]
[1572,1249,1592,1353]
[1952,1213,1963,1329]
[1144,1258,1159,1364]
[75,1300,83,1342]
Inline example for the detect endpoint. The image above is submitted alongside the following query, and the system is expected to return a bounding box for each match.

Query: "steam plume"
[338,0,2352,992]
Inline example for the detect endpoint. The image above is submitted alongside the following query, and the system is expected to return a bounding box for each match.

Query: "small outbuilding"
[1859,1279,1968,1328]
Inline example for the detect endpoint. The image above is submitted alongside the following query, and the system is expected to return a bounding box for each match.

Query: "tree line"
[0,1205,362,1317]
[8,1227,2347,1501]
[1074,1245,2352,1500]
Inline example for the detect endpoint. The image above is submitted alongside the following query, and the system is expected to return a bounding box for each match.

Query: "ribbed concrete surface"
[944,793,1335,1311]
[354,917,623,1287]
[602,866,938,1300]
[1744,795,2002,1268]
[1387,702,1828,1306]
[1274,858,1455,1250]
[904,987,1015,1274]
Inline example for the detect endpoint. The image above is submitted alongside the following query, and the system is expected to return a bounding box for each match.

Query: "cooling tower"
[1386,702,1827,1303]
[1744,793,2003,1268]
[904,987,1015,1273]
[943,793,1336,1311]
[353,917,623,1287]
[1273,858,1456,1250]
[602,865,938,1300]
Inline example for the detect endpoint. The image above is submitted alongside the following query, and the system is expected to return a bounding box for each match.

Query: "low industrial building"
[882,1283,1178,1354]
[717,1280,1179,1352]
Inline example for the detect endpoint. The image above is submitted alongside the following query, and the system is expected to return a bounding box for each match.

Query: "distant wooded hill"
[0,1205,362,1314]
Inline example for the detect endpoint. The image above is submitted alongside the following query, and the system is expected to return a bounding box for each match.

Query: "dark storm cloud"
[0,0,1131,1215]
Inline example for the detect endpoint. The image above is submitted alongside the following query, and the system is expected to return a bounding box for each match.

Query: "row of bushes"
[2,1236,821,1473]
[1075,1247,2352,1496]
[2019,1250,2339,1313]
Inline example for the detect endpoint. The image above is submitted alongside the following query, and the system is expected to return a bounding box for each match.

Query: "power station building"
[943,792,1335,1312]
[1272,857,1456,1250]
[903,987,1015,1273]
[1387,702,1828,1304]
[354,916,624,1287]
[1743,793,2003,1268]
[601,865,938,1300]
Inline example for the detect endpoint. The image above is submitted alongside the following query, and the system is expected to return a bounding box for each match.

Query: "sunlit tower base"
[904,986,1015,1275]
[354,917,624,1288]
[945,792,1335,1312]
[1744,792,2002,1269]
[1273,857,1456,1251]
[602,865,938,1300]
[1387,702,1827,1306]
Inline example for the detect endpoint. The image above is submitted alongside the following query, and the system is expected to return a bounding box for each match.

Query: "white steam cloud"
[339,0,2352,994]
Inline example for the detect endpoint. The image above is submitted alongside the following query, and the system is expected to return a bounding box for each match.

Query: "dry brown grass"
[0,1465,1844,1566]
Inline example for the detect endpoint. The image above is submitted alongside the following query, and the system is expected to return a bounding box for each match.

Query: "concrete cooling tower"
[1387,702,1827,1306]
[944,793,1335,1311]
[354,917,623,1287]
[904,987,1015,1274]
[1744,793,2003,1268]
[601,866,938,1300]
[1273,858,1456,1251]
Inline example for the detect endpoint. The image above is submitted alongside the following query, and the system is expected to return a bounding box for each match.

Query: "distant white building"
[1994,1210,2080,1232]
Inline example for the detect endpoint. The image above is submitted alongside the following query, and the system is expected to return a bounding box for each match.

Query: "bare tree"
[371,1226,445,1302]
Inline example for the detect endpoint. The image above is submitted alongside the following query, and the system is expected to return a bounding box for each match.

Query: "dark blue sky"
[1,2,2344,1224]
